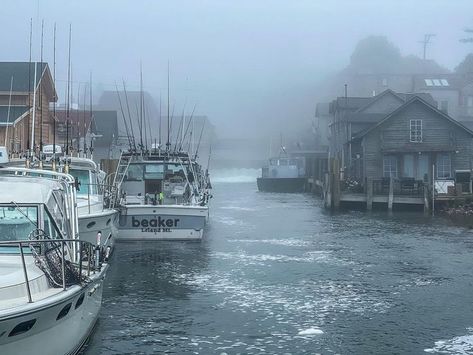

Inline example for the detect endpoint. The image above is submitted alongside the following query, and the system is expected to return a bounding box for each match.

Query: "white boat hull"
[117,205,208,241]
[78,209,119,250]
[0,266,107,355]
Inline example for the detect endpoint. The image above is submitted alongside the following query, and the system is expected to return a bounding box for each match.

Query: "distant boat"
[257,155,307,193]
[0,166,108,355]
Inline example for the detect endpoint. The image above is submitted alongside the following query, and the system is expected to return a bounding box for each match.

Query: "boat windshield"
[165,164,186,180]
[0,206,38,241]
[144,164,164,179]
[70,168,95,195]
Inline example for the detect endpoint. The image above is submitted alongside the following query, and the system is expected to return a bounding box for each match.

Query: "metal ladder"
[111,152,132,207]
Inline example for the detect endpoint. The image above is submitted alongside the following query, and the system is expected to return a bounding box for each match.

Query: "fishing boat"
[113,149,211,241]
[0,166,108,355]
[110,64,212,241]
[257,155,307,193]
[9,147,119,258]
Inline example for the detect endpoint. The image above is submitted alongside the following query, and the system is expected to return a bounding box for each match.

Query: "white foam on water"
[213,250,353,266]
[424,329,473,354]
[227,238,312,247]
[220,206,258,212]
[298,328,324,336]
[212,168,260,183]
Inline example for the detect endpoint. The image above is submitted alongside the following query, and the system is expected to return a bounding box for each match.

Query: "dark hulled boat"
[257,156,307,193]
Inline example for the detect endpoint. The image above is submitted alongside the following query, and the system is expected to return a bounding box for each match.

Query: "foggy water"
[84,173,473,354]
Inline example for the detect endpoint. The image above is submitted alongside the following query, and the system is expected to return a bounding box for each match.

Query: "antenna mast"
[65,24,72,156]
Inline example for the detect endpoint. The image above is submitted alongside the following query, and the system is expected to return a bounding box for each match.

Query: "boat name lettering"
[132,216,180,228]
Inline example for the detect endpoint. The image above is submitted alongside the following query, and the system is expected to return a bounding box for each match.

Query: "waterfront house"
[325,89,473,210]
[352,96,473,186]
[0,62,56,154]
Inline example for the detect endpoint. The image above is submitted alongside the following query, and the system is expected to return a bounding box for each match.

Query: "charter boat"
[9,146,119,257]
[257,155,307,192]
[113,149,211,241]
[0,167,108,355]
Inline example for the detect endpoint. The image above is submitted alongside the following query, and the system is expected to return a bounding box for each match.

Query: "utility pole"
[419,34,436,60]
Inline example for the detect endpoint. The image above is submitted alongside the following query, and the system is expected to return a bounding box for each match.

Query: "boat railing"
[0,238,102,304]
[78,182,119,211]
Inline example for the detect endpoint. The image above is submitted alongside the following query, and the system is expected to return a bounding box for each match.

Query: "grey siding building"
[354,97,473,185]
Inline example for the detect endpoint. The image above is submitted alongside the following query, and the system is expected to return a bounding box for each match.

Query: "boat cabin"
[262,156,306,179]
[122,159,193,205]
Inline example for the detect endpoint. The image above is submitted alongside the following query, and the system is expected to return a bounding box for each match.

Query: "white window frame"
[383,155,398,178]
[410,119,422,143]
[436,153,452,179]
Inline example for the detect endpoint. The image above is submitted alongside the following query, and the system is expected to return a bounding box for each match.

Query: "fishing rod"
[178,104,196,152]
[122,80,136,151]
[4,77,13,148]
[76,82,81,155]
[89,72,94,160]
[27,18,32,155]
[65,24,72,156]
[158,94,162,149]
[172,109,185,153]
[82,83,88,157]
[115,83,133,151]
[39,20,44,158]
[194,119,206,160]
[52,22,57,170]
[139,63,144,151]
[166,62,170,151]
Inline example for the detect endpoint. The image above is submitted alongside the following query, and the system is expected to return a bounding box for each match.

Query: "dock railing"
[0,238,101,304]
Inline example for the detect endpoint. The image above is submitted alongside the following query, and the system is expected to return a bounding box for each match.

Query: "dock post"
[423,185,429,214]
[333,158,340,210]
[366,178,373,211]
[388,177,394,212]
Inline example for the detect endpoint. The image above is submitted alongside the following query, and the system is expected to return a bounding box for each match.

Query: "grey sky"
[1,0,472,138]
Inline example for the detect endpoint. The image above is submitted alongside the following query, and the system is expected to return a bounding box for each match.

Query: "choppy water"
[85,177,473,354]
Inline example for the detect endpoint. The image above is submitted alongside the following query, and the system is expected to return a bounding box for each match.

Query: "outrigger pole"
[166,62,171,152]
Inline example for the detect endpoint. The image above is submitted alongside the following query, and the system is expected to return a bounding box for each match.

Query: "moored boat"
[8,147,119,258]
[257,155,307,193]
[0,167,108,355]
[114,150,211,241]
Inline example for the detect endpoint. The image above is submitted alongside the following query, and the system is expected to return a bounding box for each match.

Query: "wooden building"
[0,62,56,154]
[325,89,473,210]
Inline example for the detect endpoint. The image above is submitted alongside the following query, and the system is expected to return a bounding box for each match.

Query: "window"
[144,164,164,179]
[433,79,442,86]
[436,154,452,179]
[0,206,38,241]
[425,79,433,86]
[440,79,449,86]
[125,164,143,181]
[410,119,422,142]
[383,155,398,178]
[69,169,93,195]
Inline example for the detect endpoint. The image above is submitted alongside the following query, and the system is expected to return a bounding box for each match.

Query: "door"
[417,154,429,182]
[403,154,414,178]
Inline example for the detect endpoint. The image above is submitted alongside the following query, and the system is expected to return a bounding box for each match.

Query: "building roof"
[0,62,56,100]
[331,97,371,111]
[0,105,30,125]
[412,74,466,91]
[92,110,118,146]
[353,96,473,140]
